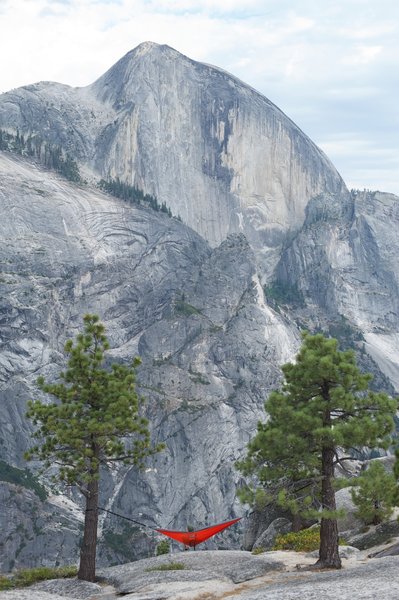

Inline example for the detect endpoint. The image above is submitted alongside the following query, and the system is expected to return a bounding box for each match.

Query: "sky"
[0,0,398,194]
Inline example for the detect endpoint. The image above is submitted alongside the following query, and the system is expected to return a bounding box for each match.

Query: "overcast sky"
[1,0,398,194]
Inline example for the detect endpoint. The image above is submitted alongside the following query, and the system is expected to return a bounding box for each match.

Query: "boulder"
[369,541,399,558]
[242,506,291,551]
[253,518,292,551]
[364,455,396,474]
[335,487,362,533]
[347,520,399,550]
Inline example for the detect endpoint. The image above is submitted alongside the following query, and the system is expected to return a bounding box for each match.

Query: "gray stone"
[0,42,344,267]
[0,153,298,568]
[253,518,292,551]
[3,551,397,600]
[306,545,360,559]
[365,455,396,474]
[0,482,81,572]
[31,579,101,598]
[242,506,291,551]
[236,556,399,599]
[275,189,399,392]
[335,487,363,533]
[347,519,399,550]
[369,541,399,558]
[98,550,284,593]
[0,592,70,600]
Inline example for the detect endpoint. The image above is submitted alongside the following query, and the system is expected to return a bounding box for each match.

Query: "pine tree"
[351,460,398,525]
[394,449,399,511]
[25,314,163,582]
[237,332,396,569]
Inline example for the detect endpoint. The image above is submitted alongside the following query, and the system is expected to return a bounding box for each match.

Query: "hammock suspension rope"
[96,506,241,548]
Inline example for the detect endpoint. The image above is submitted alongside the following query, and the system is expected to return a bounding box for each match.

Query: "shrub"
[273,528,321,552]
[0,576,13,591]
[146,562,185,572]
[0,566,77,591]
[174,301,201,317]
[273,527,346,552]
[0,460,47,501]
[103,524,140,561]
[264,281,305,308]
[156,540,170,556]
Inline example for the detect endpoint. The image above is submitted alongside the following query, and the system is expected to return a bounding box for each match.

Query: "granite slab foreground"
[1,550,399,600]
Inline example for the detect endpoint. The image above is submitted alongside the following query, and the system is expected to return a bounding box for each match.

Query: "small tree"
[351,461,397,525]
[237,332,396,569]
[156,539,170,556]
[394,448,399,511]
[25,314,163,582]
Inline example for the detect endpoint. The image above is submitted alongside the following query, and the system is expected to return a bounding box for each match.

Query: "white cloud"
[339,24,395,39]
[343,45,382,65]
[144,0,264,13]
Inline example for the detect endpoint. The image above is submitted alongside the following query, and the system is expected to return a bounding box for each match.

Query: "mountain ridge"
[0,41,345,262]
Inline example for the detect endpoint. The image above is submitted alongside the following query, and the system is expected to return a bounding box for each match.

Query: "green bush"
[156,540,170,556]
[103,524,140,561]
[327,317,364,351]
[174,301,201,317]
[0,576,12,591]
[146,562,185,572]
[251,547,265,555]
[264,281,305,308]
[0,460,47,501]
[273,527,346,552]
[273,528,321,552]
[0,566,77,591]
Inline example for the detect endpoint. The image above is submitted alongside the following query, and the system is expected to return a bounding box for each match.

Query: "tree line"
[98,177,179,220]
[0,129,180,221]
[0,128,82,183]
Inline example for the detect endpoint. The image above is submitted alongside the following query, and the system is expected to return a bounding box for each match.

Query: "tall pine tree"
[237,332,396,569]
[25,314,163,581]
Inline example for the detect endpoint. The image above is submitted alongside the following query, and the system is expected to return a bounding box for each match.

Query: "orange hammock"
[156,517,241,548]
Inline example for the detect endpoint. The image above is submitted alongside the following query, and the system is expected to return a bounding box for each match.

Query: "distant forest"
[0,128,82,183]
[98,178,179,220]
[0,128,179,220]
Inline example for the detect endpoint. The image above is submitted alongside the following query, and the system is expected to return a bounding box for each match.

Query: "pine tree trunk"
[314,446,341,569]
[77,477,99,581]
[292,513,302,533]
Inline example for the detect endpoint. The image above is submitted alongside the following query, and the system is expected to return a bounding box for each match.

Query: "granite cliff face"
[0,43,398,569]
[0,42,345,275]
[274,189,399,390]
[0,152,298,568]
